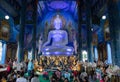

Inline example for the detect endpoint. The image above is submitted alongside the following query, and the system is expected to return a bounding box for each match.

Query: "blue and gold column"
[17,0,26,62]
[107,0,120,66]
[85,0,93,62]
[32,0,37,60]
[77,0,83,61]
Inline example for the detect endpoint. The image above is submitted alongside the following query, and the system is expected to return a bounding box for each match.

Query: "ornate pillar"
[107,0,120,66]
[32,0,37,60]
[17,0,26,62]
[85,0,93,62]
[77,0,83,61]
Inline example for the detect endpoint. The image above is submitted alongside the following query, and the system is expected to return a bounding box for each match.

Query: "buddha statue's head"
[54,15,62,30]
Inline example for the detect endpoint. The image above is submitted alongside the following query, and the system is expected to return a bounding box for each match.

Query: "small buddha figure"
[73,59,76,65]
[55,59,59,66]
[47,58,50,65]
[39,58,42,65]
[76,61,81,71]
[34,59,38,66]
[42,15,74,55]
[34,59,38,71]
[64,59,68,65]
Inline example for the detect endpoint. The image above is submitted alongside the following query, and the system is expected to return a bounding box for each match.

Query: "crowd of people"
[0,57,120,82]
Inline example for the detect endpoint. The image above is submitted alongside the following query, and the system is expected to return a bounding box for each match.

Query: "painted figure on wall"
[0,20,10,41]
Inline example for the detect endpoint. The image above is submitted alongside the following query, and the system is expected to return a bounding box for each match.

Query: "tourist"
[25,59,29,72]
[64,70,71,81]
[50,72,58,82]
[80,69,88,82]
[12,72,17,82]
[8,59,13,67]
[43,71,49,80]
[95,65,102,82]
[13,59,18,70]
[16,72,28,82]
[31,73,39,82]
[104,58,109,69]
[6,64,11,74]
[73,70,78,78]
[1,76,7,82]
[16,62,23,73]
[7,71,12,81]
[21,61,27,72]
[27,60,34,76]
[55,69,61,80]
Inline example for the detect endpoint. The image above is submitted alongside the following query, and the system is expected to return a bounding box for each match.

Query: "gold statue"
[55,58,59,66]
[47,58,50,65]
[64,59,67,65]
[76,61,81,71]
[39,58,42,65]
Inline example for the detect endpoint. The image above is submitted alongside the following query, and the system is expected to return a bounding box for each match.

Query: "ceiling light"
[5,15,9,20]
[102,15,106,20]
[91,28,93,31]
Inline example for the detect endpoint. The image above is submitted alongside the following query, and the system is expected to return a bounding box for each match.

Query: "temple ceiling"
[0,0,107,44]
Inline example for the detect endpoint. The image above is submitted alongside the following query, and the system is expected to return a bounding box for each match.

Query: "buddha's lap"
[43,46,73,50]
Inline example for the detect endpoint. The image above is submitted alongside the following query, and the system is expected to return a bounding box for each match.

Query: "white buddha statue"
[42,15,74,55]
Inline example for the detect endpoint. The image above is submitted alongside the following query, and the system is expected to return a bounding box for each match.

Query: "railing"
[0,67,7,72]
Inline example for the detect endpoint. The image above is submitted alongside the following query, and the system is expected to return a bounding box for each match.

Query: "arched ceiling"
[0,0,107,44]
[37,1,78,21]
